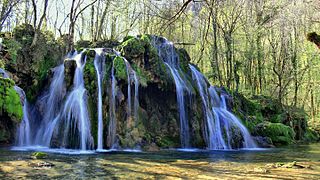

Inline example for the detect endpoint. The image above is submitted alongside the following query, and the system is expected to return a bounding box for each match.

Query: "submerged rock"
[29,161,54,168]
[265,161,312,169]
[31,152,48,159]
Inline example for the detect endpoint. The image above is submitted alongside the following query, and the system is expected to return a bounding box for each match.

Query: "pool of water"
[1,144,320,179]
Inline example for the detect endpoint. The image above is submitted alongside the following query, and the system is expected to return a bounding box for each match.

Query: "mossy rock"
[303,128,320,142]
[177,48,191,73]
[254,122,295,146]
[113,56,127,81]
[0,77,23,122]
[156,135,179,148]
[31,152,47,159]
[120,37,145,60]
[75,40,91,50]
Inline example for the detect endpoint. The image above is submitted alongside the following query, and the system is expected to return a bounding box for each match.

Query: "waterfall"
[61,52,94,150]
[133,71,139,122]
[152,37,191,148]
[14,86,31,146]
[34,64,65,146]
[108,60,117,148]
[190,65,257,149]
[94,48,105,150]
[124,59,132,119]
[0,68,9,78]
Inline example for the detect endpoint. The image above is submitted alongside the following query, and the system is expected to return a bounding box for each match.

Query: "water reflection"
[1,144,320,179]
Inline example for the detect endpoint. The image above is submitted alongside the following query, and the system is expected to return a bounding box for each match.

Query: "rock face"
[79,36,206,149]
[0,73,23,145]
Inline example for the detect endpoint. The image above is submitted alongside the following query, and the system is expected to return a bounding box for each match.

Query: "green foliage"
[122,35,135,42]
[132,64,148,87]
[75,40,91,50]
[113,56,127,81]
[156,136,179,148]
[9,24,64,102]
[0,59,4,69]
[303,128,320,142]
[0,77,23,122]
[13,24,34,46]
[3,39,21,63]
[120,37,145,59]
[254,122,295,145]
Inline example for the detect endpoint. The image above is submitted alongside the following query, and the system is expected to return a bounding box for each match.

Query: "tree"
[68,0,97,51]
[0,0,20,32]
[31,0,49,47]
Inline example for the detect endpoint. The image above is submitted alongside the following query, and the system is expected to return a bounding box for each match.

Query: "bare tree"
[31,0,49,47]
[0,0,20,32]
[68,0,97,51]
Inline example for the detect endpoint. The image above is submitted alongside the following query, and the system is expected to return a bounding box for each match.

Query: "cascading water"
[61,51,94,150]
[10,39,257,152]
[0,69,32,147]
[152,37,191,148]
[34,64,65,146]
[14,86,31,146]
[94,48,106,150]
[190,65,257,149]
[133,71,139,122]
[124,59,132,120]
[108,60,117,148]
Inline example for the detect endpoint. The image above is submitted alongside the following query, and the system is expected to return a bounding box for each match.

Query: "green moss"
[132,64,149,87]
[122,36,135,42]
[254,122,295,145]
[303,128,320,142]
[156,136,179,148]
[120,37,145,59]
[31,152,47,159]
[177,48,191,73]
[0,77,23,122]
[0,59,4,69]
[75,40,91,50]
[113,56,127,81]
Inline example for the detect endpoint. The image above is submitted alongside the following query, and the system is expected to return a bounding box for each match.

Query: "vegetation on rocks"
[0,77,23,144]
[0,77,23,121]
[254,122,295,145]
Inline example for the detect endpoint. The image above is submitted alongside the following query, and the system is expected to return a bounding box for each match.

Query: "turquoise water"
[1,144,320,179]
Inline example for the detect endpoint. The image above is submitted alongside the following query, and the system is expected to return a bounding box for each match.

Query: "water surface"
[1,144,320,179]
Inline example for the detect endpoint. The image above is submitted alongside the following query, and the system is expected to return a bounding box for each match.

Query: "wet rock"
[144,142,160,151]
[253,136,274,148]
[253,122,295,146]
[64,59,77,90]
